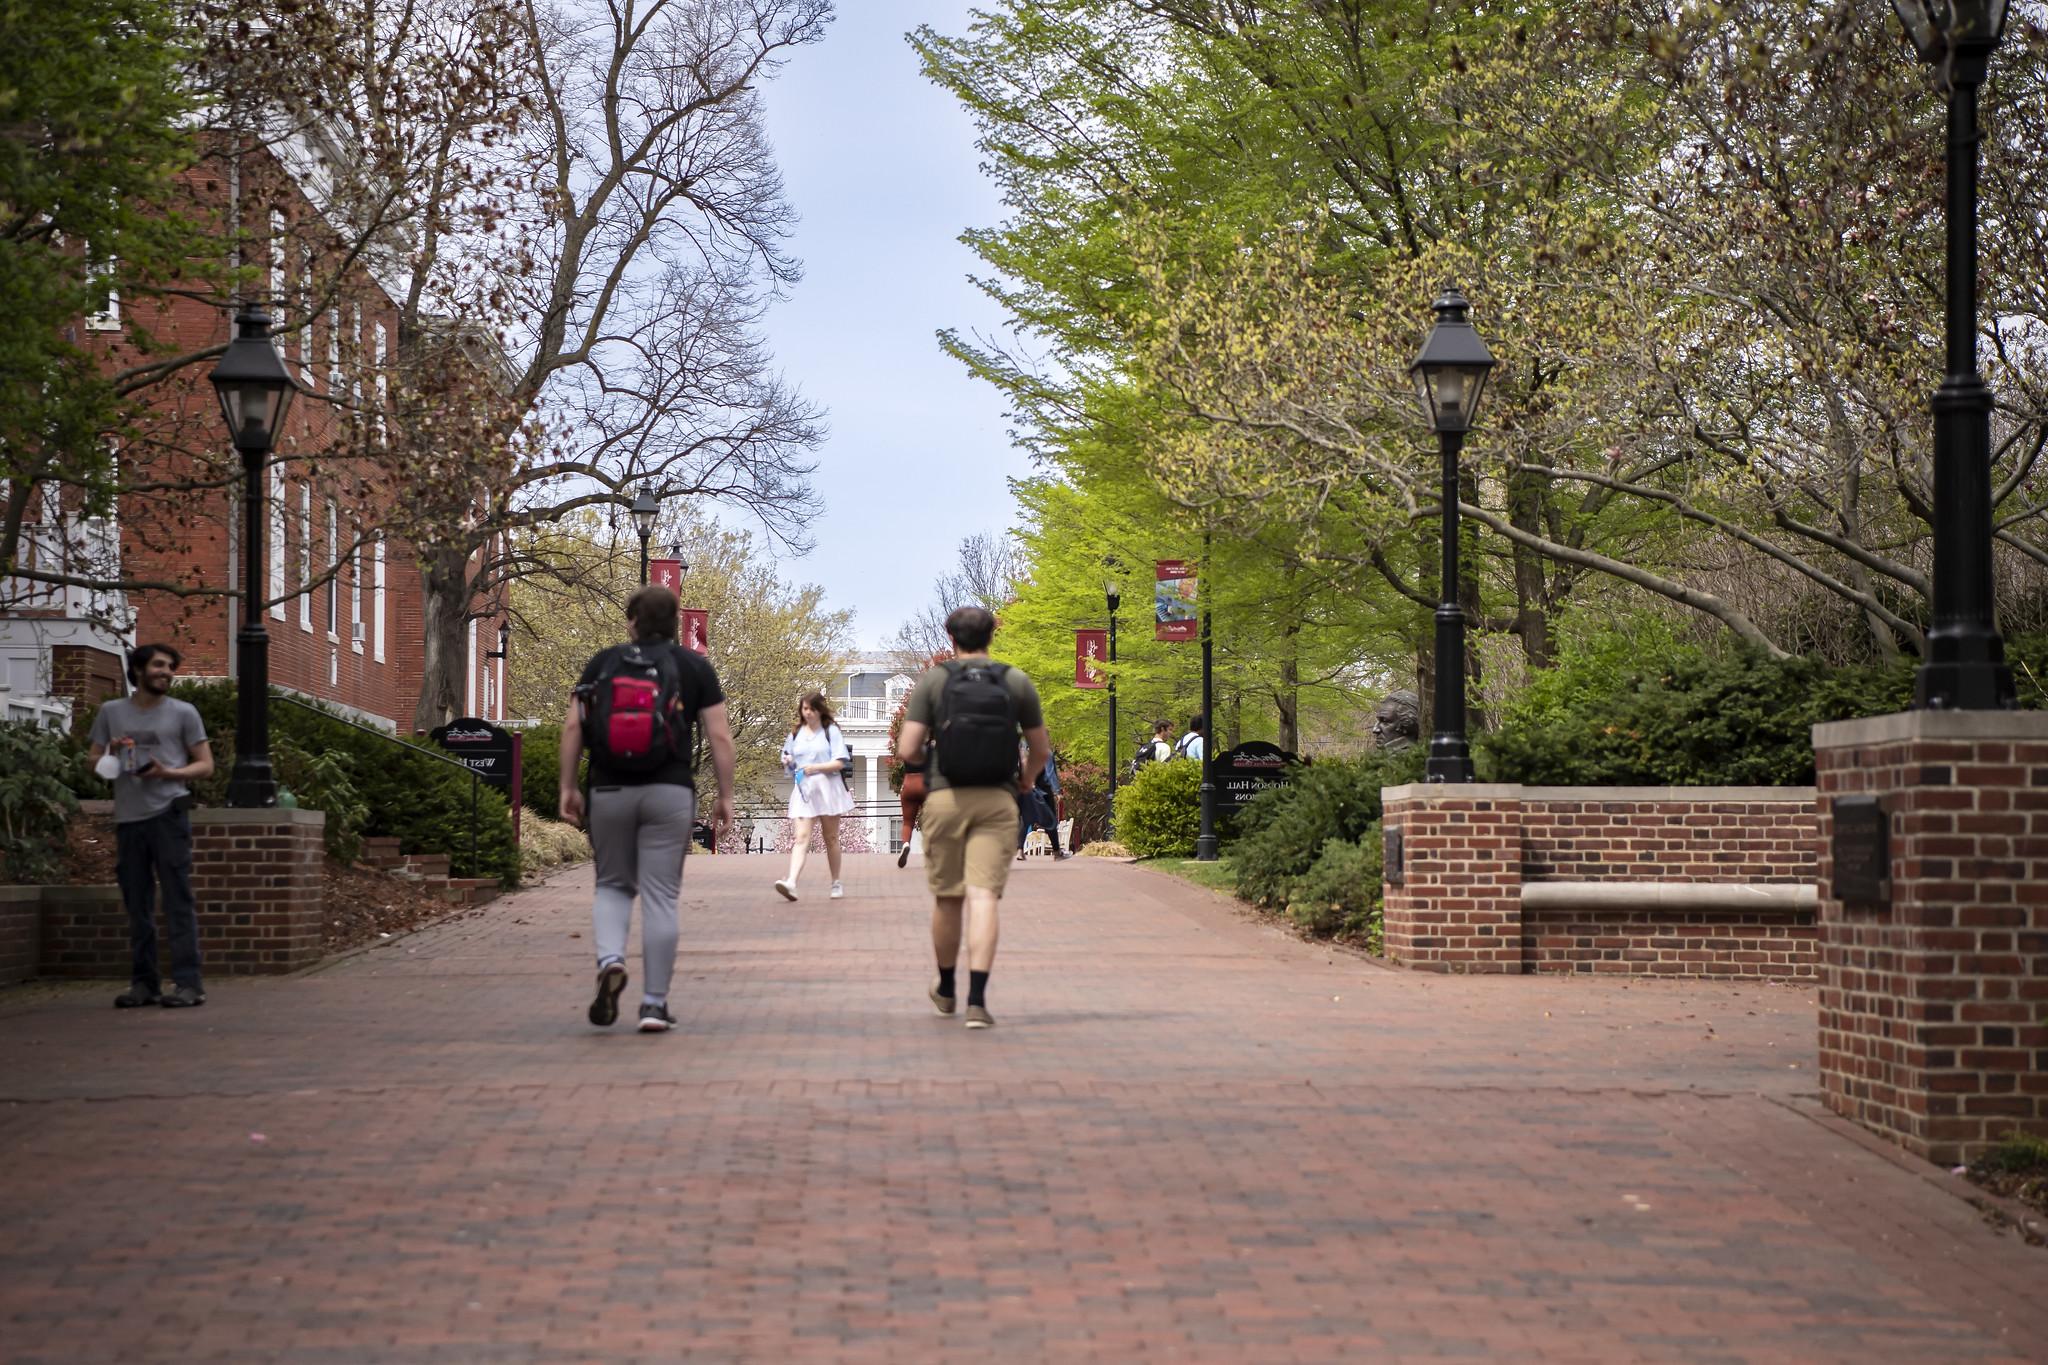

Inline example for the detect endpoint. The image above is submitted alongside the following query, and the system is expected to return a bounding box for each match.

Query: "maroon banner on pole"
[1075,629,1107,688]
[1155,559,1198,641]
[680,608,709,654]
[650,558,683,593]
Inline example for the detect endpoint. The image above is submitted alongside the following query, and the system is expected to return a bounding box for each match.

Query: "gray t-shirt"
[89,696,208,823]
[905,658,1044,793]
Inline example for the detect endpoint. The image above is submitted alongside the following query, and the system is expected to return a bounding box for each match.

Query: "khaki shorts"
[921,785,1021,899]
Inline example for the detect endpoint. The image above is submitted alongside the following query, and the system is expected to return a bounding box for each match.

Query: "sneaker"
[964,1003,994,1030]
[928,982,956,1016]
[829,881,845,900]
[773,879,798,901]
[588,962,628,1027]
[896,844,912,869]
[1053,850,1073,861]
[114,982,161,1009]
[159,984,206,1009]
[637,1002,676,1033]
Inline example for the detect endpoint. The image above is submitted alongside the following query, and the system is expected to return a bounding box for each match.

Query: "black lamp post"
[1194,533,1219,861]
[1105,576,1121,832]
[630,485,660,585]
[1408,287,1496,783]
[1893,0,2017,709]
[209,307,298,808]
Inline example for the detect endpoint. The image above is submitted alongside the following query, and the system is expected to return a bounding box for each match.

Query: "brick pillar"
[189,808,328,974]
[1812,711,2048,1166]
[1381,783,1523,974]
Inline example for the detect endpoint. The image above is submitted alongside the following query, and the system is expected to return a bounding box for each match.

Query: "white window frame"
[466,617,477,716]
[326,307,341,395]
[351,528,363,654]
[268,467,286,619]
[348,303,362,405]
[298,481,313,631]
[325,498,339,638]
[373,537,386,663]
[372,322,389,443]
[268,211,286,310]
[84,256,120,332]
[298,243,314,373]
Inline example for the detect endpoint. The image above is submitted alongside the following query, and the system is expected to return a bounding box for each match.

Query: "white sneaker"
[773,879,797,901]
[829,881,844,900]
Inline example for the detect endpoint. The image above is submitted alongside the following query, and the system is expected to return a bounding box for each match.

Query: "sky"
[755,3,1031,652]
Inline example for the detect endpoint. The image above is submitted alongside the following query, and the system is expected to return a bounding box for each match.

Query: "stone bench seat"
[1520,881,1816,913]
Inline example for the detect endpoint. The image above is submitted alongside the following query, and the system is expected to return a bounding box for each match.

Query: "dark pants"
[1017,789,1061,854]
[116,807,200,990]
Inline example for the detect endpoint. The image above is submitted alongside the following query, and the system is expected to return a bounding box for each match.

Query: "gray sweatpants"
[587,783,697,1000]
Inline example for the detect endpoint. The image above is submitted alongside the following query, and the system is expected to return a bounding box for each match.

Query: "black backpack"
[580,643,689,774]
[934,660,1018,786]
[1129,740,1159,781]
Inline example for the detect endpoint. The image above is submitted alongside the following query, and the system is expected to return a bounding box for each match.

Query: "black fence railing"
[270,691,484,871]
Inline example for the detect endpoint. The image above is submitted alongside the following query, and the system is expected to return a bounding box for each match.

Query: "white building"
[748,653,918,853]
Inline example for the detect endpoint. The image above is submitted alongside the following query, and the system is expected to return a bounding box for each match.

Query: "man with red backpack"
[558,585,735,1033]
[895,605,1050,1030]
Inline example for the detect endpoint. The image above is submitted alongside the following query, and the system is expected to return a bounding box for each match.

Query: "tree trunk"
[1276,638,1299,754]
[413,544,475,732]
[1459,468,1485,732]
[1507,463,1554,669]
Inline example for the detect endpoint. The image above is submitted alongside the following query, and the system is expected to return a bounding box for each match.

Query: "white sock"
[641,993,665,1008]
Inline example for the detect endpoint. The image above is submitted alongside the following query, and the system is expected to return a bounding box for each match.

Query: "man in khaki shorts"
[895,605,1049,1029]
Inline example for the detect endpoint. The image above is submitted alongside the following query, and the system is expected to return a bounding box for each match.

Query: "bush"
[520,723,574,822]
[1112,756,1201,858]
[0,723,84,884]
[1481,639,1914,786]
[191,733,370,863]
[1230,748,1422,909]
[105,682,521,885]
[1282,825,1384,950]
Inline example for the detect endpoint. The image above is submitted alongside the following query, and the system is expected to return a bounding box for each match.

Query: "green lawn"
[1143,854,1239,897]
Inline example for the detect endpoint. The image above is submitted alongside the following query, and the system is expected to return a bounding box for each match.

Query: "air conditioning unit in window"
[352,621,366,643]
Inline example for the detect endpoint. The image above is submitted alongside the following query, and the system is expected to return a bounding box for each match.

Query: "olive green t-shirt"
[905,658,1044,792]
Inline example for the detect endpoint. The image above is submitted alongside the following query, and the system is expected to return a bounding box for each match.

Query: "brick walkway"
[1,852,2041,1362]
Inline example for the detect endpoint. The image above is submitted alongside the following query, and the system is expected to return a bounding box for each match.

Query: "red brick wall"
[35,811,327,979]
[1382,785,1818,978]
[0,888,40,985]
[1813,711,2048,1165]
[1381,788,1523,974]
[49,647,124,717]
[1524,909,1818,978]
[1521,794,1816,884]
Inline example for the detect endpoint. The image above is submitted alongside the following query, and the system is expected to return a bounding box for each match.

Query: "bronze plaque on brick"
[1831,795,1888,908]
[1383,826,1404,887]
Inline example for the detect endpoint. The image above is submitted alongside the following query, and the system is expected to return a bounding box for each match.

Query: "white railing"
[0,519,128,624]
[827,696,904,723]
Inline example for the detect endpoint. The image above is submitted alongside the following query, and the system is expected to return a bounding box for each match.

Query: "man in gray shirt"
[87,644,214,1008]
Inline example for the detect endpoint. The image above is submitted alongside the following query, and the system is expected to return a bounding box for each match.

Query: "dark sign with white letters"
[1213,740,1301,816]
[430,717,516,792]
[1831,795,1889,909]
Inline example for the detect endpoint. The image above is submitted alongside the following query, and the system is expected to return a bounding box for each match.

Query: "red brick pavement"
[0,852,2041,1362]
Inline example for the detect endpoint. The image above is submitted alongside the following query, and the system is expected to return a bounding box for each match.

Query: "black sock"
[935,967,956,999]
[968,970,989,1008]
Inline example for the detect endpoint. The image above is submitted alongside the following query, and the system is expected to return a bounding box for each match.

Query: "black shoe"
[114,983,161,1009]
[159,984,206,1008]
[896,843,912,868]
[637,1002,676,1033]
[589,962,628,1027]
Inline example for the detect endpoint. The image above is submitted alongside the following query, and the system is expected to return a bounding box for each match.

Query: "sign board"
[1155,559,1198,641]
[1830,795,1889,908]
[650,558,683,594]
[680,607,709,654]
[1383,826,1404,887]
[1213,740,1300,816]
[430,717,517,792]
[1075,629,1107,688]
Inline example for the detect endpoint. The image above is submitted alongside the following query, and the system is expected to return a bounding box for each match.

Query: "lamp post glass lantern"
[1408,288,1496,782]
[209,308,298,808]
[1893,0,2016,709]
[631,485,659,585]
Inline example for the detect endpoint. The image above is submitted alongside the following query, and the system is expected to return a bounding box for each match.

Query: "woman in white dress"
[774,692,853,901]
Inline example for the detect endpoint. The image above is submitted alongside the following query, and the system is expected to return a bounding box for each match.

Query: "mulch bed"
[1969,1165,2048,1236]
[63,816,475,955]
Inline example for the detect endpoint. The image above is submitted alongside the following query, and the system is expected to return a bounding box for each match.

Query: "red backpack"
[580,644,688,774]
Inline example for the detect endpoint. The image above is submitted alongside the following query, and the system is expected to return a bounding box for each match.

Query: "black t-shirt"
[576,641,725,788]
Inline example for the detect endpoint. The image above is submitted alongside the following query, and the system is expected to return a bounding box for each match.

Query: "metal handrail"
[270,691,482,872]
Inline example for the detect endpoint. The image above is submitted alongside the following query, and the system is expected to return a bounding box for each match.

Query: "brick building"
[0,134,506,734]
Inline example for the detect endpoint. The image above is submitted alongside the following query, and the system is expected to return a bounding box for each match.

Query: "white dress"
[783,723,855,819]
